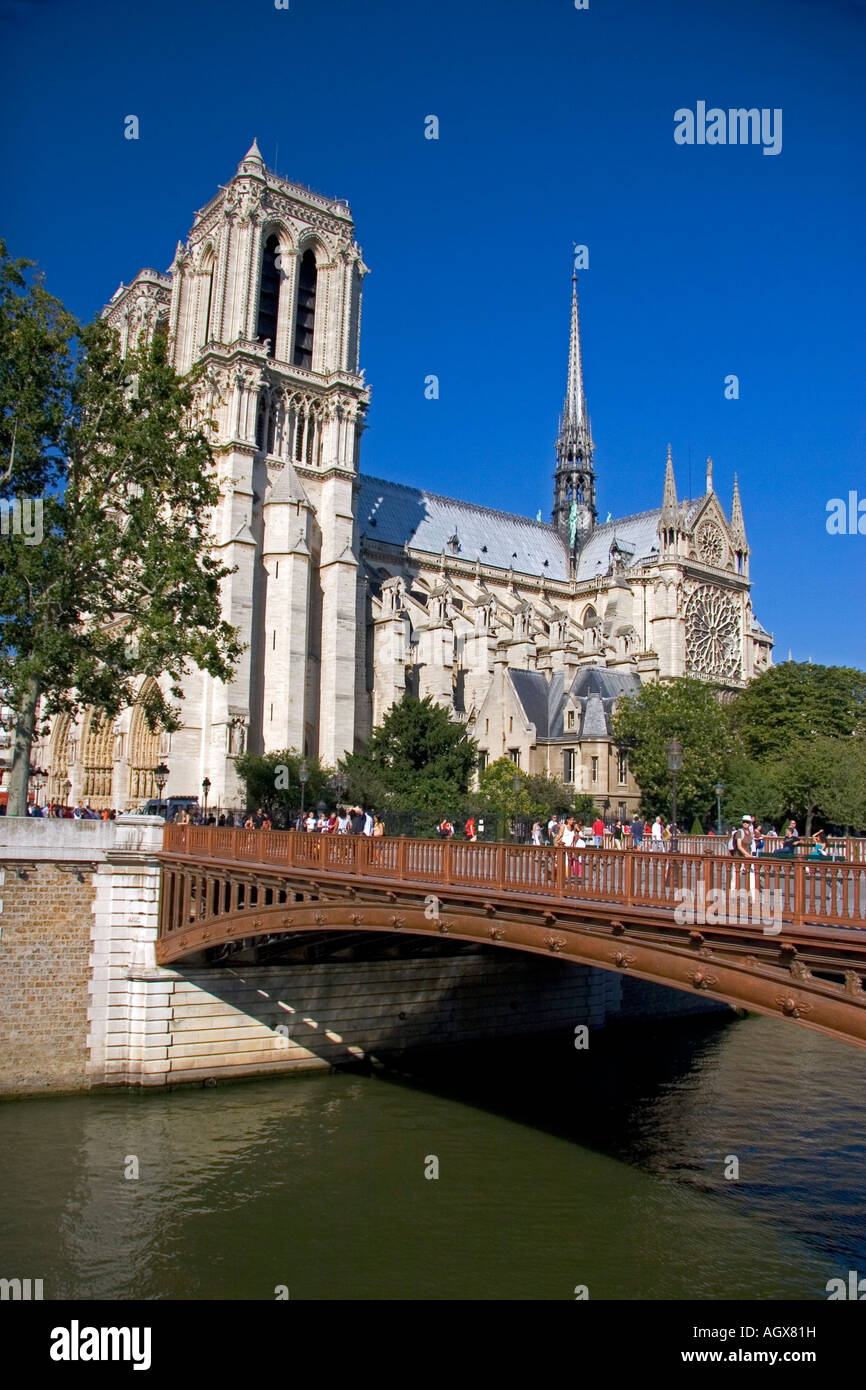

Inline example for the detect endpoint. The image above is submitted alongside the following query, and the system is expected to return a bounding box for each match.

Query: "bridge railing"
[160,825,866,930]
[603,832,866,860]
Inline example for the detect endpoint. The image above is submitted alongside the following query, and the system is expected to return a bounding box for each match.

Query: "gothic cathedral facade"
[39,144,773,817]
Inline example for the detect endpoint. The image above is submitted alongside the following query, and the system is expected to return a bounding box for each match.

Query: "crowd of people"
[20,800,839,860]
[170,805,388,836]
[22,800,119,820]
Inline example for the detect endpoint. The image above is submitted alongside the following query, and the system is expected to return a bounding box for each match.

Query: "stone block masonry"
[0,817,164,1095]
[0,862,94,1092]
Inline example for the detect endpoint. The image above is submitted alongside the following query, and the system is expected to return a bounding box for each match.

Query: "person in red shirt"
[591,815,605,848]
[465,816,477,841]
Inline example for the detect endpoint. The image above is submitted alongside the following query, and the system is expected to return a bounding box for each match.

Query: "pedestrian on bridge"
[629,815,644,849]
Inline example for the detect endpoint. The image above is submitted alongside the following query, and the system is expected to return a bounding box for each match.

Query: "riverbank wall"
[0,819,728,1095]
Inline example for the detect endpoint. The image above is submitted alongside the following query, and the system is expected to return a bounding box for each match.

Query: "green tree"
[570,792,599,822]
[728,662,866,761]
[0,247,243,814]
[772,734,862,836]
[820,736,866,831]
[234,750,333,820]
[717,756,783,830]
[611,677,730,825]
[477,761,594,833]
[339,695,477,831]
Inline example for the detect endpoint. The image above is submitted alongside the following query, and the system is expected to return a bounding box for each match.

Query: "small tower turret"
[730,473,750,577]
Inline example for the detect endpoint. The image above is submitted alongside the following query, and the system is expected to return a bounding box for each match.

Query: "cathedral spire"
[552,266,596,560]
[658,444,682,554]
[562,273,588,442]
[661,444,678,525]
[730,473,748,551]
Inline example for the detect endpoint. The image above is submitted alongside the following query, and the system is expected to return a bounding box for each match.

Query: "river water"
[1,1011,864,1301]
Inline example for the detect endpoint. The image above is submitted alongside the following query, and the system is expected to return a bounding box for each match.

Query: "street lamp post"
[63,779,72,808]
[201,777,211,819]
[299,759,309,828]
[29,766,45,810]
[666,739,683,853]
[715,781,724,837]
[154,763,169,815]
[512,772,521,844]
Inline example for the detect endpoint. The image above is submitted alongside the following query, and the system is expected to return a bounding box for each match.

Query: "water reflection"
[1,1012,863,1300]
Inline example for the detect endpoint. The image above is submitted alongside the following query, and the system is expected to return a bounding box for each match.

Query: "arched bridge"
[158,825,866,1049]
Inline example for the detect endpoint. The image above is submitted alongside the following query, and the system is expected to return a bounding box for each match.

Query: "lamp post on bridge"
[715,781,724,838]
[299,759,309,828]
[666,739,683,854]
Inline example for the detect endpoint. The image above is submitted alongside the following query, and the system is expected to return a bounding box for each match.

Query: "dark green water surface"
[2,1012,864,1300]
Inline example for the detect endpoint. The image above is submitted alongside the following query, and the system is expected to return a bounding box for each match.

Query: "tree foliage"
[611,677,730,825]
[339,695,478,830]
[234,750,333,820]
[728,662,866,761]
[725,664,866,833]
[477,758,592,825]
[0,244,243,813]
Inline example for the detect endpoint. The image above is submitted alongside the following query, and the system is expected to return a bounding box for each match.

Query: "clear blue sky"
[2,0,864,666]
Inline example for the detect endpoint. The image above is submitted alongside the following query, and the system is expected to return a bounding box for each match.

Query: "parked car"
[137,796,200,820]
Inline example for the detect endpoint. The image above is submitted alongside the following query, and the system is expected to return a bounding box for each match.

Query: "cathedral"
[39,143,773,819]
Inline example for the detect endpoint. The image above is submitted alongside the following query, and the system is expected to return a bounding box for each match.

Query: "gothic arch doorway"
[127,680,162,806]
[79,709,115,808]
[47,714,72,804]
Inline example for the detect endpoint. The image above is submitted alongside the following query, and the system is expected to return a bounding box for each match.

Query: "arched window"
[293,249,317,369]
[256,235,281,356]
[203,256,215,342]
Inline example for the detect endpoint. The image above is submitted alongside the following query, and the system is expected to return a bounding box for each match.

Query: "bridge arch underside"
[157,862,866,1051]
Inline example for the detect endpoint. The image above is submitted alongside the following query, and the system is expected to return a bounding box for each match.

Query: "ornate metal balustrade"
[157,826,866,1049]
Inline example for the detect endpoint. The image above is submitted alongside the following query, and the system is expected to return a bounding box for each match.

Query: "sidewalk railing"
[161,825,866,931]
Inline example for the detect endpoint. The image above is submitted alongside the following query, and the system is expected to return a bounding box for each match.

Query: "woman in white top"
[557,817,576,878]
[574,825,587,880]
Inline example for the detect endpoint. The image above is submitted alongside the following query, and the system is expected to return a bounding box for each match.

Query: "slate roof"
[509,665,642,741]
[570,667,643,701]
[573,501,705,580]
[358,474,570,579]
[509,670,565,738]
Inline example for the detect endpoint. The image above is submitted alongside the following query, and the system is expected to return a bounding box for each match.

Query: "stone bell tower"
[165,141,370,797]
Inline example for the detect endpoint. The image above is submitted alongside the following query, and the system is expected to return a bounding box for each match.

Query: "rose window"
[685,585,741,680]
[696,521,724,566]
